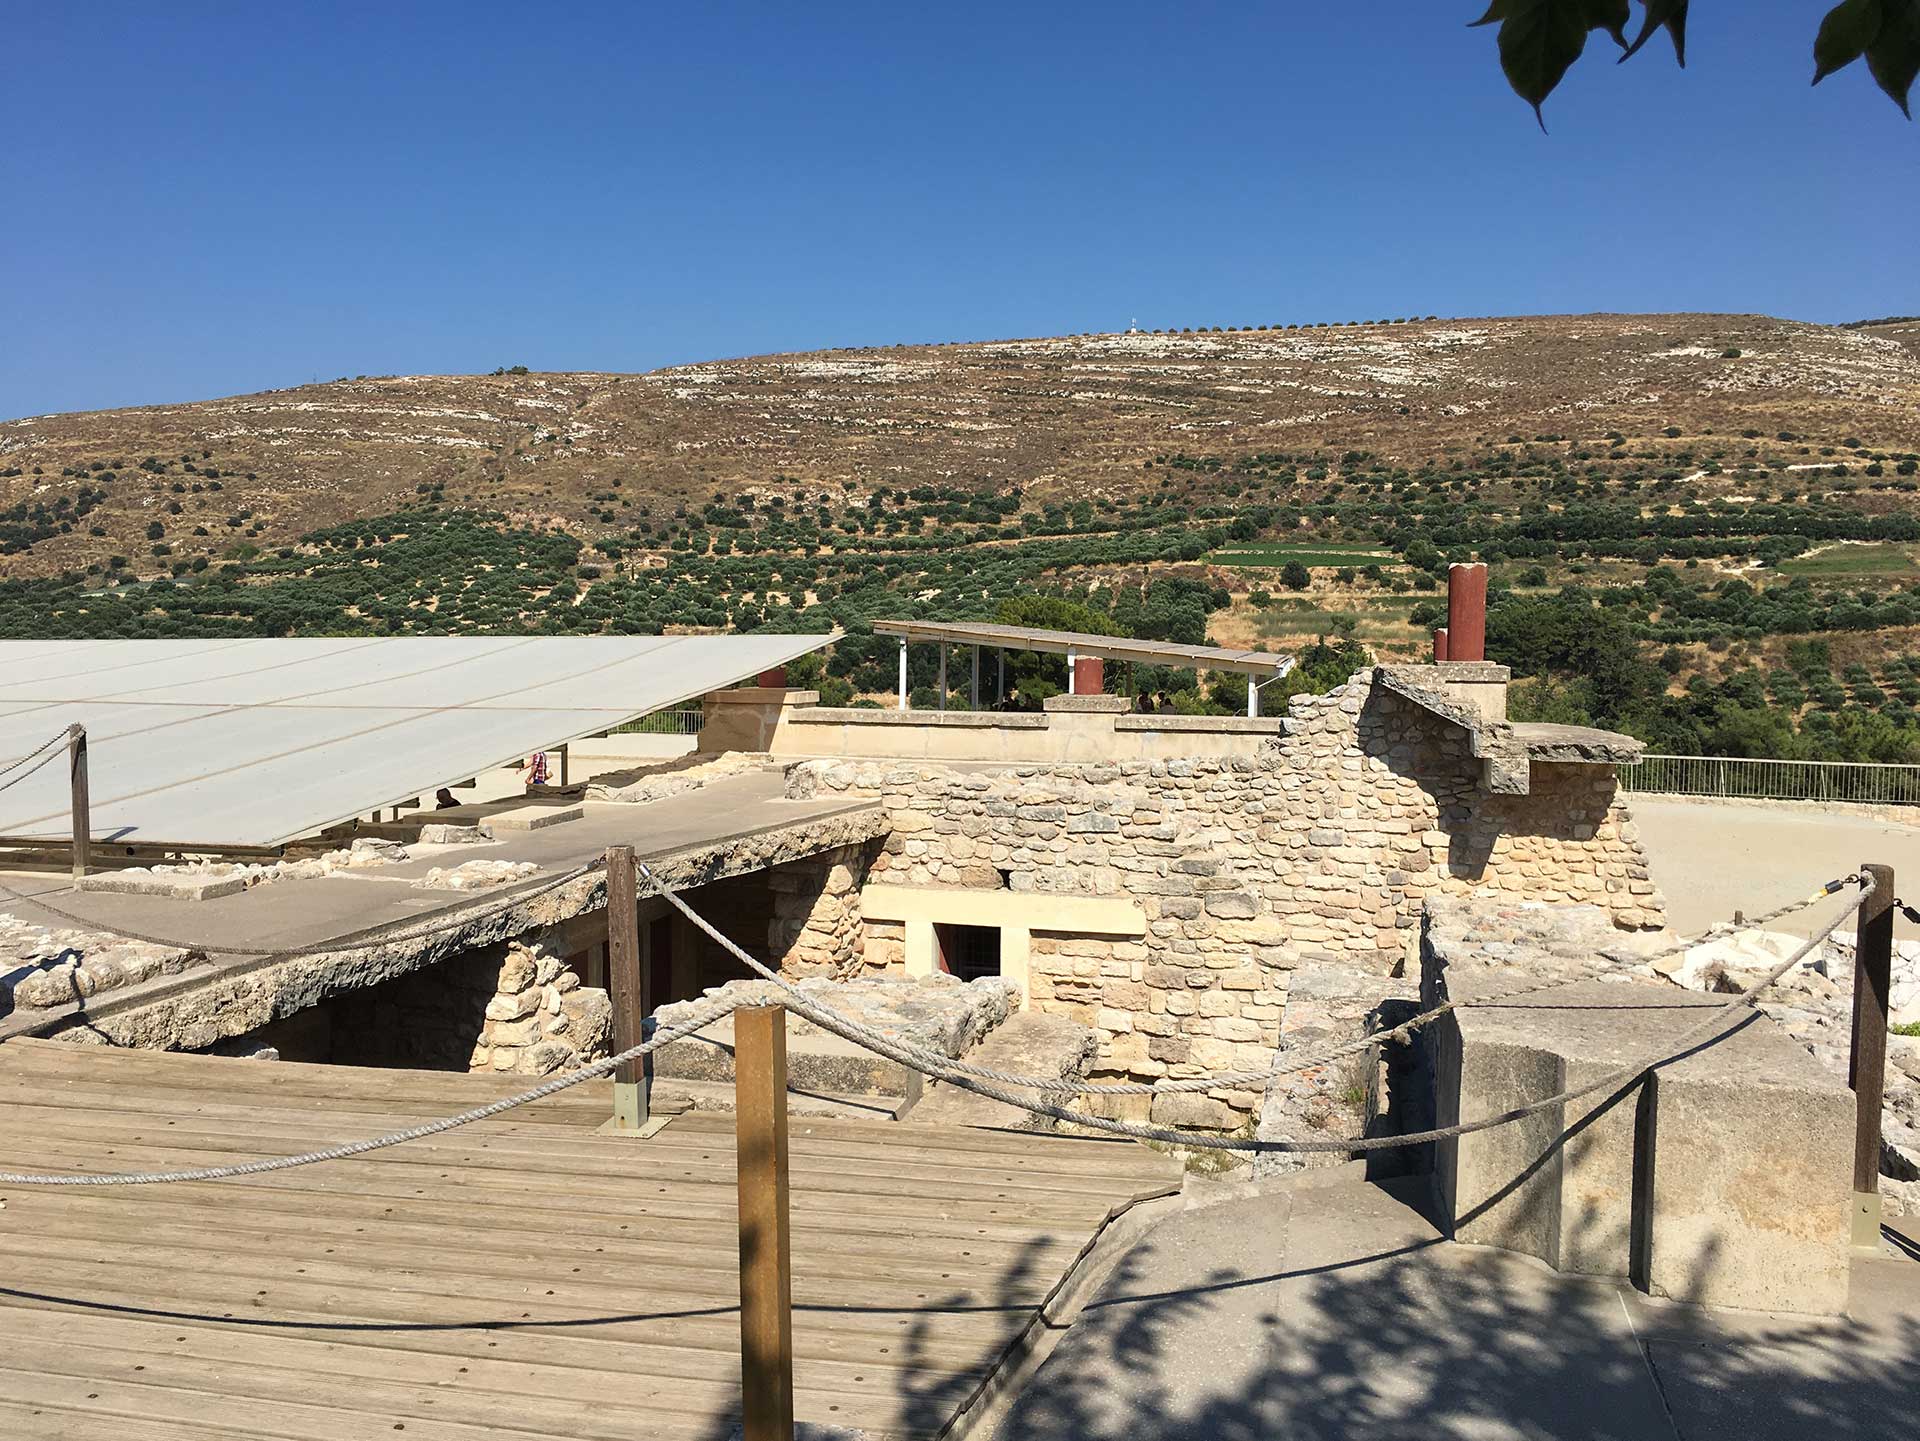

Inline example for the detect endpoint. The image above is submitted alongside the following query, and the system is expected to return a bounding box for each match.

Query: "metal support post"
[1065,647,1077,695]
[970,645,981,710]
[998,649,1006,704]
[735,1005,795,1441]
[897,638,908,711]
[606,845,651,1133]
[1248,675,1259,718]
[68,725,89,886]
[1850,861,1894,1249]
[938,643,947,711]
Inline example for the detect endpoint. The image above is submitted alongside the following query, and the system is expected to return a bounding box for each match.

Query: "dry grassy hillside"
[4,312,1918,578]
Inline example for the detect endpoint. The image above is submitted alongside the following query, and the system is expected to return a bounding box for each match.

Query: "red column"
[756,666,788,689]
[1446,564,1487,663]
[1072,656,1104,694]
[1432,628,1450,663]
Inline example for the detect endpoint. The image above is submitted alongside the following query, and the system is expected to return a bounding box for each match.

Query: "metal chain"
[0,991,742,1186]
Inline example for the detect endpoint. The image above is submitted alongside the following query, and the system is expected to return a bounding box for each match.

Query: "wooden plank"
[605,843,649,1125]
[0,1127,1153,1224]
[735,1006,795,1441]
[0,1029,1180,1441]
[0,1287,990,1393]
[0,1084,1176,1192]
[0,1188,1090,1272]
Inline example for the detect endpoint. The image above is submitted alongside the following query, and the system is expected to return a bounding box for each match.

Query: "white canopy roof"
[0,635,832,846]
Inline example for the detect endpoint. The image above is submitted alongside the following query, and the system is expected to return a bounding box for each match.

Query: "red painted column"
[1072,656,1104,694]
[1446,563,1487,663]
[756,666,788,688]
[1432,628,1450,663]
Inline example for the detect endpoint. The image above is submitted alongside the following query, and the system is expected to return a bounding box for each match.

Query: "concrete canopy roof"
[0,635,834,847]
[872,620,1294,677]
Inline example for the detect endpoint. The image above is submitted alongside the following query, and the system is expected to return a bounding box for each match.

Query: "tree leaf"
[1621,0,1689,66]
[1814,0,1884,84]
[1496,0,1596,125]
[1469,1,1514,26]
[1865,0,1920,115]
[1587,0,1632,49]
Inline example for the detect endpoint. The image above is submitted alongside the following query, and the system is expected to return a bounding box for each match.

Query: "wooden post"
[68,725,89,886]
[606,845,650,1131]
[1850,861,1894,1249]
[735,1005,795,1441]
[558,743,570,787]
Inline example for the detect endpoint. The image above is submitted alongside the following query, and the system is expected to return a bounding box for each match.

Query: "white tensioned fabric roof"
[0,635,832,846]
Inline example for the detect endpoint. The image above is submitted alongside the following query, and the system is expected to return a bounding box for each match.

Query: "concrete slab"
[0,773,885,1046]
[993,1178,1679,1441]
[993,1176,1920,1441]
[76,869,250,901]
[477,802,584,832]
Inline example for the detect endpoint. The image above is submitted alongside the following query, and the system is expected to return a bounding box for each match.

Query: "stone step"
[911,1011,1098,1132]
[651,1019,916,1097]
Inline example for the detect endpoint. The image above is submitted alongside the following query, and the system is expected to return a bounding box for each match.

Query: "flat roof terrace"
[0,1037,1182,1440]
[0,770,885,1047]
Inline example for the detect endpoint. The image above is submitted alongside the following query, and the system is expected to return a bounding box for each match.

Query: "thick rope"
[0,991,742,1186]
[0,877,1872,1183]
[0,728,73,795]
[639,857,1860,1098]
[712,878,1873,1154]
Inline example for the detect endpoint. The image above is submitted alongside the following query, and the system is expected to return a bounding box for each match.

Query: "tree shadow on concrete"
[991,1185,1920,1441]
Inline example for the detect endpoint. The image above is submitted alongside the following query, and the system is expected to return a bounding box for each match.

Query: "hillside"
[5,312,1919,578]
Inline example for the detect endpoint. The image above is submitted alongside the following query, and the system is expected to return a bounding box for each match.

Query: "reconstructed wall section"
[789,670,1664,1126]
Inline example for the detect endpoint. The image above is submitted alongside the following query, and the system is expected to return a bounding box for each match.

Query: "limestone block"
[1434,979,1851,1317]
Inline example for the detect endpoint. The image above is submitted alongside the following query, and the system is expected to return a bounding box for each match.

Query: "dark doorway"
[647,915,673,1015]
[935,923,1002,982]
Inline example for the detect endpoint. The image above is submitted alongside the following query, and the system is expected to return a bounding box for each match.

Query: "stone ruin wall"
[765,842,877,978]
[788,671,1666,1128]
[333,930,612,1077]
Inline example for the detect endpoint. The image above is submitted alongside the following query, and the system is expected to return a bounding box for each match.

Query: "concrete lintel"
[1113,714,1289,734]
[1041,694,1131,715]
[706,688,820,707]
[784,708,1049,730]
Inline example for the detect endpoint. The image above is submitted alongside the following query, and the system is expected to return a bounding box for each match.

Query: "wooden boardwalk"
[0,1037,1181,1440]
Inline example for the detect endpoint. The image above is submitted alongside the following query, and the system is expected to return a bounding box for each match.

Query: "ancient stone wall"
[329,931,611,1077]
[765,840,879,978]
[788,670,1665,1126]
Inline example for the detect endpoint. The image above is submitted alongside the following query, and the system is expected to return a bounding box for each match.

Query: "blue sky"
[2,1,1913,419]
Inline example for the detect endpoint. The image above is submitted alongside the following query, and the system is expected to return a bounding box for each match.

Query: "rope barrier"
[0,728,74,795]
[0,857,1875,1182]
[693,876,1874,1155]
[638,859,1862,1099]
[0,991,743,1186]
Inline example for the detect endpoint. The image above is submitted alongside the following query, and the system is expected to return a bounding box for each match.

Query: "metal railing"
[613,709,706,736]
[1620,753,1920,807]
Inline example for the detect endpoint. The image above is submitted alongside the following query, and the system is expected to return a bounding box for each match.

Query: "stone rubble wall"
[788,671,1666,1128]
[469,932,613,1076]
[765,841,878,978]
[326,931,612,1077]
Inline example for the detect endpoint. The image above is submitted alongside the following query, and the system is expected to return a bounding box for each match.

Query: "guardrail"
[1620,753,1920,807]
[614,709,706,736]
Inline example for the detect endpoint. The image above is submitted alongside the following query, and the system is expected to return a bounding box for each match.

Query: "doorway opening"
[934,923,1002,982]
